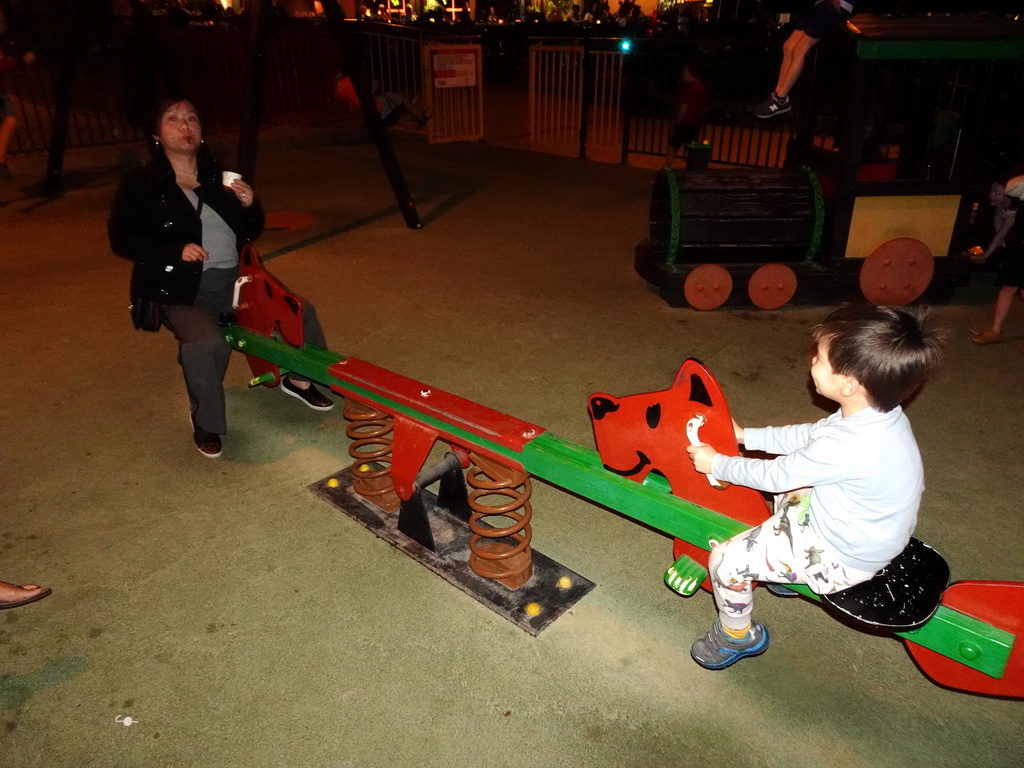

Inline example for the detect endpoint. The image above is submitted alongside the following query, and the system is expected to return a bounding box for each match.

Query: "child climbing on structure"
[754,0,854,119]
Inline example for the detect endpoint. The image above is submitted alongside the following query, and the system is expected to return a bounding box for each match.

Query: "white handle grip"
[686,413,723,489]
[232,275,253,309]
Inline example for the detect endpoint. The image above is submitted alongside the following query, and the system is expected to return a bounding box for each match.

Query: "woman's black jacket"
[108,155,265,305]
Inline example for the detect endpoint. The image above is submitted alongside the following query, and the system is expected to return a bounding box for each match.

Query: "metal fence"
[528,37,802,169]
[9,15,1023,183]
[528,44,583,156]
[864,55,1024,182]
[8,64,145,153]
[528,34,1024,179]
[8,17,799,166]
[5,18,466,155]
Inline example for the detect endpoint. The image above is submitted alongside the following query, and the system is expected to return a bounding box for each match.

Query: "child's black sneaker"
[691,621,770,670]
[754,93,791,119]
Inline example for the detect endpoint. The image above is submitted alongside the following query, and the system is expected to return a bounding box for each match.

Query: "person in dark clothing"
[108,97,333,458]
[664,55,709,168]
[0,4,34,180]
[969,177,1024,350]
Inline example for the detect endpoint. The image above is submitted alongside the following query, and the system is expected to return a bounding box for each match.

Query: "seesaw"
[224,246,1023,698]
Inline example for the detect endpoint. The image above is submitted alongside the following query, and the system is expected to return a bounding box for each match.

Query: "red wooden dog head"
[588,359,768,528]
[234,245,306,386]
[236,245,305,348]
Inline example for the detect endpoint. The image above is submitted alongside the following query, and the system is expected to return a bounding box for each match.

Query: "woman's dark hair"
[149,95,205,136]
[813,305,946,412]
[146,95,214,166]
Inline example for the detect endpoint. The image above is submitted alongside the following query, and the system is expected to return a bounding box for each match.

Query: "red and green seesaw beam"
[222,320,1024,698]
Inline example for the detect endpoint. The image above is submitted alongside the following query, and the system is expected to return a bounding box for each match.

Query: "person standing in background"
[664,53,708,169]
[969,177,1024,348]
[0,3,35,181]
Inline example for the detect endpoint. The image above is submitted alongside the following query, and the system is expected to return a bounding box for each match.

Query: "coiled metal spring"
[343,398,399,512]
[466,453,534,589]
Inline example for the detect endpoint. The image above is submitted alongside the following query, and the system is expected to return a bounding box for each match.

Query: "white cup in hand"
[222,171,242,187]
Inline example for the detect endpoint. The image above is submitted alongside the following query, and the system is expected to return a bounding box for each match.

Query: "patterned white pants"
[709,490,878,631]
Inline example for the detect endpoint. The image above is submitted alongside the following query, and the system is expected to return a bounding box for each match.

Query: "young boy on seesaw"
[686,305,945,669]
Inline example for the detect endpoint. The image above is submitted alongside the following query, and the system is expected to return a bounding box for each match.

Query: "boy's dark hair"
[813,305,945,412]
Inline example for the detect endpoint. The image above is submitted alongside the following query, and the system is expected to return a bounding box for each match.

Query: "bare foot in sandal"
[0,581,52,609]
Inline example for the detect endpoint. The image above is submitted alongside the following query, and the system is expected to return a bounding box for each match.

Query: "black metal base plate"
[311,469,596,636]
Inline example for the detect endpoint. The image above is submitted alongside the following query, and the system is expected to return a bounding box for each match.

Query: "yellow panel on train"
[845,195,961,259]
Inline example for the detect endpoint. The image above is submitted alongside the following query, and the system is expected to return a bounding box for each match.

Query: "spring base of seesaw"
[311,468,596,636]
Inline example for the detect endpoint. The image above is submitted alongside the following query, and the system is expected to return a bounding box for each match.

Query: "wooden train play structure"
[636,14,1024,310]
[224,246,1024,699]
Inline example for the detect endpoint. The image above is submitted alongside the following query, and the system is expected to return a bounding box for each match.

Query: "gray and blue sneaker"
[754,92,791,119]
[691,621,770,670]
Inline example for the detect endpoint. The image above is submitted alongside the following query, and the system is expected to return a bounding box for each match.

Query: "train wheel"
[747,263,797,310]
[859,238,935,306]
[683,264,732,310]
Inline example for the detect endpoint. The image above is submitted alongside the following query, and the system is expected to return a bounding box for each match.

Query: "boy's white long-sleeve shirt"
[711,406,922,572]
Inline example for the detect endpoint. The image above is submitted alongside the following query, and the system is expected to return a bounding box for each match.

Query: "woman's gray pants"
[161,267,326,435]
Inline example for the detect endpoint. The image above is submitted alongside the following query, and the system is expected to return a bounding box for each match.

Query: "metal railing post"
[44,0,89,196]
[323,1,422,230]
[619,45,633,166]
[578,32,591,160]
[237,0,274,184]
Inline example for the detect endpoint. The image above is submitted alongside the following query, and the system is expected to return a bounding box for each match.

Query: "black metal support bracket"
[397,452,471,550]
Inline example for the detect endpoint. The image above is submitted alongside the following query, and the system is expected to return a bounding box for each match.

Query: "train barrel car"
[638,166,825,309]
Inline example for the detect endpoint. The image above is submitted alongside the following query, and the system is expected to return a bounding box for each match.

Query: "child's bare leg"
[974,286,1019,343]
[1018,289,1024,351]
[991,287,1019,334]
[775,30,818,99]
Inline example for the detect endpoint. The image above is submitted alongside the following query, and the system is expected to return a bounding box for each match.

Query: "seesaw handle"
[232,275,253,309]
[686,414,723,489]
